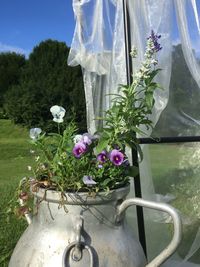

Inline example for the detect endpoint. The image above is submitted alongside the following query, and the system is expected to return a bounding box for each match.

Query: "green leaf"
[131,126,146,136]
[127,166,139,177]
[51,175,61,182]
[145,68,162,85]
[48,133,62,137]
[145,91,154,109]
[102,178,111,186]
[96,137,110,154]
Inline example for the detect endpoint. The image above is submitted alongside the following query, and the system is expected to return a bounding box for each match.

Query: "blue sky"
[0,0,75,56]
[0,0,200,57]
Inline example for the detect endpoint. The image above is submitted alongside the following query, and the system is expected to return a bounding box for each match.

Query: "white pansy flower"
[29,128,42,140]
[50,105,66,123]
[73,134,83,144]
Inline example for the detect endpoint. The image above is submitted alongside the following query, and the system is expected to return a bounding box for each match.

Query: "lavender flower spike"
[109,149,124,166]
[83,175,97,186]
[72,142,87,158]
[97,150,107,163]
[147,30,162,52]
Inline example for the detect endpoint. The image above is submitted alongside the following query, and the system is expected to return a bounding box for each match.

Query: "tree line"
[0,41,199,136]
[0,39,86,132]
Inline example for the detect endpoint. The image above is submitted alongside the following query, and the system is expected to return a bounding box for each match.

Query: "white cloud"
[0,42,30,57]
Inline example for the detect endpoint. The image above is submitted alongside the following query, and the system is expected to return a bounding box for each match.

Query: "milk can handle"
[115,198,182,267]
[62,217,94,267]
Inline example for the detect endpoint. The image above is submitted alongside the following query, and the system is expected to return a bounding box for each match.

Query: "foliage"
[0,52,26,117]
[13,31,163,216]
[97,32,162,156]
[153,44,200,137]
[4,40,86,132]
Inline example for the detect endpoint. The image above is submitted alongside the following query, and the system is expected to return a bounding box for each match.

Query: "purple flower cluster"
[148,30,162,52]
[72,133,93,158]
[97,149,126,166]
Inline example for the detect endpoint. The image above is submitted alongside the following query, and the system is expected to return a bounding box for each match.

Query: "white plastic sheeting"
[68,0,200,266]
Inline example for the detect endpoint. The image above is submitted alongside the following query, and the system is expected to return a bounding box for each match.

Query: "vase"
[9,185,182,267]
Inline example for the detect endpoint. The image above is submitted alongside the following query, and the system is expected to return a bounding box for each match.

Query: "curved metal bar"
[115,198,182,267]
[62,241,94,267]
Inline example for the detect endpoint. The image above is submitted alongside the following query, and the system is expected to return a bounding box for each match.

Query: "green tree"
[153,44,200,137]
[5,40,86,131]
[0,52,26,107]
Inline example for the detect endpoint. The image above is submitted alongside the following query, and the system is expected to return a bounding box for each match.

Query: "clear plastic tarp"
[68,0,200,266]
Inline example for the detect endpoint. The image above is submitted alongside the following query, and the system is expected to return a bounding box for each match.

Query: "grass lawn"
[0,120,199,265]
[0,120,33,267]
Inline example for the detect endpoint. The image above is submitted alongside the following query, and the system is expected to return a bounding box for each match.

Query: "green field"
[0,120,199,266]
[0,120,32,267]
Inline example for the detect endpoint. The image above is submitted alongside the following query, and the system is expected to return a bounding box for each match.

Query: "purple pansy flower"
[109,149,124,166]
[97,150,107,163]
[72,142,87,158]
[147,30,162,52]
[82,175,97,186]
[123,159,130,167]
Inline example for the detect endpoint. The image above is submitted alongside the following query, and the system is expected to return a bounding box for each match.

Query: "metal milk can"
[9,186,182,267]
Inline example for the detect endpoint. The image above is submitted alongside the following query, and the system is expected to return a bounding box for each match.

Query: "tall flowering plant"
[15,31,162,216]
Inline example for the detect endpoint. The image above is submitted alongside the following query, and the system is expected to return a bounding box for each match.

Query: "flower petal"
[72,142,87,158]
[50,105,66,123]
[82,175,96,185]
[109,149,124,166]
[97,150,107,163]
[73,134,83,144]
[29,128,42,140]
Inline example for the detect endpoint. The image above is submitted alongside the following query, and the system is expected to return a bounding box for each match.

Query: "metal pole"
[122,0,147,257]
[139,135,200,144]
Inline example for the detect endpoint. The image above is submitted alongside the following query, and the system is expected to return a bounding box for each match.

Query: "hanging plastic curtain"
[68,0,200,266]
